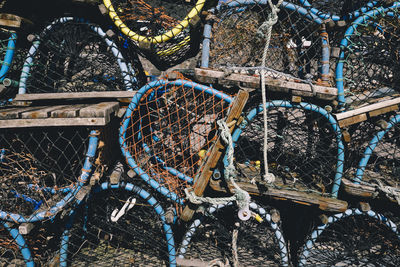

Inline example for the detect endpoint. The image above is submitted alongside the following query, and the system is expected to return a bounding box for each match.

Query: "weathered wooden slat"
[341,178,376,199]
[51,104,88,118]
[194,68,337,100]
[0,106,44,120]
[335,97,400,122]
[13,91,137,101]
[209,179,348,213]
[181,90,249,221]
[0,13,33,28]
[338,113,367,128]
[21,105,66,119]
[0,117,107,128]
[79,102,119,123]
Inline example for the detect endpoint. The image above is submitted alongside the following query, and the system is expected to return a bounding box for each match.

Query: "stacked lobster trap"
[0,0,399,266]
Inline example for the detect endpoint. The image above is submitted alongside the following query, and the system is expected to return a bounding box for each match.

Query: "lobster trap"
[298,208,400,266]
[0,124,100,223]
[202,1,330,84]
[178,202,290,266]
[228,101,344,197]
[59,182,175,266]
[336,3,400,110]
[19,16,139,95]
[120,78,234,210]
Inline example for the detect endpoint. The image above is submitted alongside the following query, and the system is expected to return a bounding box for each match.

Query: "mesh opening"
[208,1,324,82]
[0,127,91,217]
[338,6,400,109]
[63,188,172,266]
[179,202,288,266]
[22,18,135,94]
[233,103,341,196]
[121,79,232,206]
[299,210,400,266]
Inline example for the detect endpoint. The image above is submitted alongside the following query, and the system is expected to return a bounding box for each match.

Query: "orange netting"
[122,78,232,209]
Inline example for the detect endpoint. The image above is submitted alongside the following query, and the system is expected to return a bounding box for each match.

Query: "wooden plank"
[79,102,119,124]
[335,97,400,121]
[13,91,137,101]
[338,113,367,128]
[0,13,33,29]
[194,68,337,100]
[51,105,88,118]
[0,117,107,128]
[369,104,398,118]
[20,105,66,119]
[0,106,44,120]
[209,179,348,213]
[181,90,249,222]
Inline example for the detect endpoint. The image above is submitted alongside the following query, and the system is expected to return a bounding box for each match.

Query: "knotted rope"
[258,0,283,183]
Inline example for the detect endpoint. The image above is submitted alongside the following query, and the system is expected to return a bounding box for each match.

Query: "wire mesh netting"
[0,222,33,266]
[353,114,400,191]
[204,1,328,83]
[178,202,289,266]
[120,78,233,210]
[336,3,400,110]
[60,184,175,266]
[230,101,344,197]
[19,17,138,94]
[298,208,400,266]
[0,127,97,222]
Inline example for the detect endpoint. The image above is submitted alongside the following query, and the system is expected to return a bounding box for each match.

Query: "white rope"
[259,0,283,183]
[184,120,251,220]
[370,180,400,205]
[232,228,239,267]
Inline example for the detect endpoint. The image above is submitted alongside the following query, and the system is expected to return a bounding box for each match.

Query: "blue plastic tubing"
[0,130,98,223]
[59,182,177,267]
[227,101,345,197]
[0,32,16,82]
[200,1,322,68]
[336,2,400,110]
[120,79,233,204]
[355,114,400,184]
[1,221,34,267]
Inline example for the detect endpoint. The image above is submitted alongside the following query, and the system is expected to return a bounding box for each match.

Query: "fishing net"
[0,127,99,222]
[178,202,289,266]
[103,0,204,67]
[60,184,175,266]
[0,222,33,266]
[336,4,400,110]
[298,208,400,266]
[230,101,344,197]
[120,78,233,210]
[352,114,400,196]
[19,17,139,94]
[204,1,328,84]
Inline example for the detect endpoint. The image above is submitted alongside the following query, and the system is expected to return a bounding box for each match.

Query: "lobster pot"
[0,126,97,222]
[120,79,233,208]
[353,114,400,190]
[204,1,327,83]
[178,202,289,266]
[60,183,175,266]
[230,101,344,197]
[103,0,204,68]
[336,3,400,110]
[19,17,139,94]
[298,208,400,266]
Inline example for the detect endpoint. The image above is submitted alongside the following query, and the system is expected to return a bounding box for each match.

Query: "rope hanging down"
[258,0,284,183]
[185,120,251,220]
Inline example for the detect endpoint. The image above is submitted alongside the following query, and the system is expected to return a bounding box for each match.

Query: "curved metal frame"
[119,79,233,204]
[178,201,290,266]
[229,101,345,197]
[18,17,137,94]
[298,208,400,266]
[59,182,176,267]
[0,130,99,223]
[0,32,16,83]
